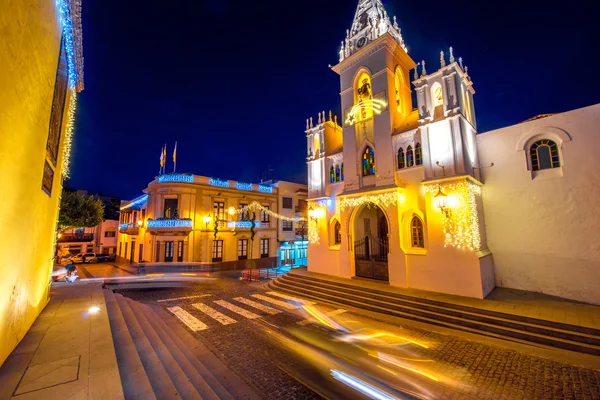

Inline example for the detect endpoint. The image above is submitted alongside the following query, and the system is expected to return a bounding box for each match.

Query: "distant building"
[0,0,84,365]
[118,174,307,269]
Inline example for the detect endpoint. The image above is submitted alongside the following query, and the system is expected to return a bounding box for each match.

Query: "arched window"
[406,145,414,167]
[411,216,424,248]
[394,67,405,115]
[362,146,375,176]
[432,82,444,120]
[334,221,342,244]
[314,134,320,155]
[335,164,341,182]
[530,139,560,171]
[397,147,405,169]
[341,163,344,181]
[330,166,335,183]
[415,143,422,165]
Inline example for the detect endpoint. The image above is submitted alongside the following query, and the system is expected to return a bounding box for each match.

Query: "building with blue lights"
[118,174,307,269]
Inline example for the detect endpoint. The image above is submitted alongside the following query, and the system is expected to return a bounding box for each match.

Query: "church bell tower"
[333,0,416,191]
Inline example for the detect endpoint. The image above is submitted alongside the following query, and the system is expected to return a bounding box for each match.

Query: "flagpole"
[173,141,177,173]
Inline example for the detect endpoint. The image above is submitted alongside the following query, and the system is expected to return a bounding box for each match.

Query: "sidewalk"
[0,284,123,400]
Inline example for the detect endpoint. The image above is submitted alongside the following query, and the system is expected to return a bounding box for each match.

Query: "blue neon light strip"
[119,223,128,230]
[209,178,230,188]
[226,221,258,229]
[58,0,78,89]
[158,173,194,183]
[147,219,193,228]
[121,194,148,211]
[258,185,273,193]
[236,182,253,191]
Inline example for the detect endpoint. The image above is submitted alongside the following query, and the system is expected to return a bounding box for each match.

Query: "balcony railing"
[57,233,94,243]
[147,218,192,235]
[119,223,139,235]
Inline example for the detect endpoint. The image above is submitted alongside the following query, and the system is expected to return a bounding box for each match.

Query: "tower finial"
[414,62,420,80]
[465,66,469,76]
[318,112,321,125]
[329,110,332,121]
[459,57,464,69]
[310,117,313,128]
[421,60,427,77]
[449,46,455,63]
[334,115,338,126]
[440,50,446,68]
[339,41,345,62]
[323,111,325,124]
[306,119,309,130]
[393,16,399,31]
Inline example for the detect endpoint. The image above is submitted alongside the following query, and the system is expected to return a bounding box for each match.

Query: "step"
[133,301,222,400]
[114,294,181,399]
[286,271,600,336]
[269,278,600,356]
[104,290,157,400]
[149,303,260,400]
[124,298,202,400]
[279,274,600,346]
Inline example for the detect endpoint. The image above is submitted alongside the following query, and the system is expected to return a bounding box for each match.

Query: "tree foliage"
[58,191,105,230]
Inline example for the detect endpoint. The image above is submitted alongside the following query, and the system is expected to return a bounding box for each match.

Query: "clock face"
[356,36,367,49]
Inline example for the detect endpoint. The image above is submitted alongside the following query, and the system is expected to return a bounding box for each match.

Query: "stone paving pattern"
[119,277,600,400]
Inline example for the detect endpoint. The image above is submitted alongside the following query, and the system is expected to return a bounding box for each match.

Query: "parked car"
[94,253,116,262]
[70,253,97,263]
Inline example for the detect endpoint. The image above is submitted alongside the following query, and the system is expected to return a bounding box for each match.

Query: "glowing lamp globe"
[434,187,448,210]
[137,220,143,227]
[203,216,212,224]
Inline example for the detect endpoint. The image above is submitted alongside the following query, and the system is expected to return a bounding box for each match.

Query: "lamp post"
[434,186,450,217]
[203,215,212,230]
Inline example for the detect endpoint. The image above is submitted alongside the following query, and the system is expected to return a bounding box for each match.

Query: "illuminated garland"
[308,198,332,207]
[308,219,319,244]
[424,181,481,251]
[227,202,307,222]
[339,191,405,212]
[61,92,77,178]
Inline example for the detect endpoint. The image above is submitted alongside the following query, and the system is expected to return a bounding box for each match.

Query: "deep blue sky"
[69,0,600,200]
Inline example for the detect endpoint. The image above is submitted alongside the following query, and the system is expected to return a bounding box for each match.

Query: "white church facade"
[305,0,600,305]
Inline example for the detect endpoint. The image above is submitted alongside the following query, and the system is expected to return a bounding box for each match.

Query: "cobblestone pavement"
[118,276,600,400]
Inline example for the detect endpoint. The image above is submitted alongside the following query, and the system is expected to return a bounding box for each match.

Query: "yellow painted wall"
[0,1,68,366]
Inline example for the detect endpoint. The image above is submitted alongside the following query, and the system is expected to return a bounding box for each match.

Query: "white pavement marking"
[250,294,299,310]
[233,297,281,315]
[157,294,211,303]
[192,303,237,325]
[167,306,208,331]
[267,291,316,304]
[214,300,260,319]
[297,309,347,326]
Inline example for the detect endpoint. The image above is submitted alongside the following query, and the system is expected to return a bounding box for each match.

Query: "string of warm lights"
[424,180,481,251]
[227,202,307,222]
[339,191,405,212]
[308,219,320,244]
[61,93,77,178]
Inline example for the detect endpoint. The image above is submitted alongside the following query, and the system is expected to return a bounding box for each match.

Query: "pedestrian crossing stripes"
[250,294,300,310]
[192,302,237,325]
[214,300,260,319]
[157,294,211,303]
[267,291,316,305]
[233,297,281,315]
[167,306,208,331]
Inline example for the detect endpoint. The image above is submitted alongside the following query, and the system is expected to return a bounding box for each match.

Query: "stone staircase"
[104,289,259,400]
[268,272,600,356]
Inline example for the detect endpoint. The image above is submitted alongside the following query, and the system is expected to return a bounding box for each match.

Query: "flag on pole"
[159,146,165,167]
[173,141,177,163]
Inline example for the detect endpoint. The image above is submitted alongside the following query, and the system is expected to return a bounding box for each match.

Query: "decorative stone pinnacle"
[421,60,427,77]
[306,119,309,130]
[465,66,469,76]
[449,46,455,63]
[318,112,321,124]
[310,117,313,128]
[440,51,446,68]
[334,115,338,125]
[393,16,399,31]
[459,57,464,69]
[329,110,332,121]
[322,111,325,123]
[414,62,420,80]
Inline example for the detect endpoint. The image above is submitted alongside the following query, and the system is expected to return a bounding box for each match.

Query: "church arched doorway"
[353,204,389,281]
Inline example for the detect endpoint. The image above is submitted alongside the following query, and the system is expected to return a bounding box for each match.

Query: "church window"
[314,134,320,155]
[406,145,414,167]
[432,83,444,120]
[362,146,375,176]
[330,166,335,183]
[394,67,405,114]
[530,139,560,171]
[411,216,424,248]
[355,72,374,122]
[334,221,342,245]
[335,164,341,182]
[397,148,405,169]
[415,143,423,165]
[341,163,344,181]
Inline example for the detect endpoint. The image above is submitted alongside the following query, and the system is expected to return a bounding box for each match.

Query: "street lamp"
[203,215,212,230]
[137,219,144,227]
[434,186,450,217]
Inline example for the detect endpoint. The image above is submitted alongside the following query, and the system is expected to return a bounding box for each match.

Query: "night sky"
[69,0,600,200]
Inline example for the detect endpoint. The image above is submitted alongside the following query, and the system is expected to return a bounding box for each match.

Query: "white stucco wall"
[477,103,600,304]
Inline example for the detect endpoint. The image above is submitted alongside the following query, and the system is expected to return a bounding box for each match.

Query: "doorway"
[353,205,389,281]
[165,241,174,262]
